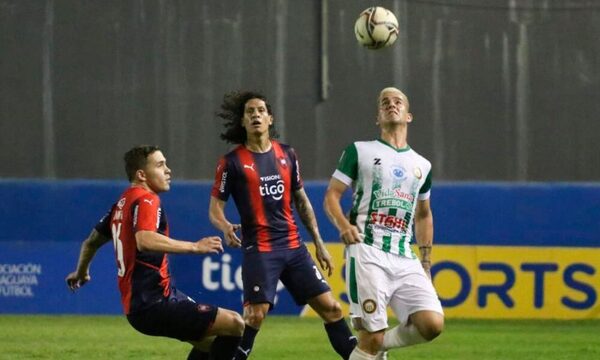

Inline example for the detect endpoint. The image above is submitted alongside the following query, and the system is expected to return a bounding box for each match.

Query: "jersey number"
[111,223,126,277]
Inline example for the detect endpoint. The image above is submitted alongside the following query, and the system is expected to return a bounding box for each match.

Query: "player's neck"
[245,136,272,153]
[130,181,155,194]
[380,127,408,149]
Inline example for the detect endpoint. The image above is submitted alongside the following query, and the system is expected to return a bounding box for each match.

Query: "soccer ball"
[354,6,399,49]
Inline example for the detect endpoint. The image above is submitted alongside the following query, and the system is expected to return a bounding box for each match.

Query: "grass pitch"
[0,316,599,359]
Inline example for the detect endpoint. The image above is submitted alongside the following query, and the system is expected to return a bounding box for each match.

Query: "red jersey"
[95,186,171,315]
[211,141,303,253]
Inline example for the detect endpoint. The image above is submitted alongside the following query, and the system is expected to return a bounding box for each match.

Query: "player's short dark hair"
[217,90,279,144]
[123,145,161,182]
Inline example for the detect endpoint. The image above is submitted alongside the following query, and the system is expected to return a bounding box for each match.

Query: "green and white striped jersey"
[332,139,432,258]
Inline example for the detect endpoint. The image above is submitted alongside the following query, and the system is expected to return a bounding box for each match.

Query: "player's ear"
[135,169,147,182]
[406,113,413,123]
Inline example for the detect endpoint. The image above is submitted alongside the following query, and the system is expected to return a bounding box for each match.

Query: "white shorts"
[345,243,444,332]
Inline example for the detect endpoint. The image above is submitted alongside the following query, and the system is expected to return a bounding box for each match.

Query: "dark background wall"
[2,0,599,181]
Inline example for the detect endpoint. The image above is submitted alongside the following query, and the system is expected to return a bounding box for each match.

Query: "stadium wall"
[1,180,599,318]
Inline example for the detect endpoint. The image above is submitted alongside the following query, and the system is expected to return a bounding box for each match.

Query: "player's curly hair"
[123,145,160,182]
[217,90,279,144]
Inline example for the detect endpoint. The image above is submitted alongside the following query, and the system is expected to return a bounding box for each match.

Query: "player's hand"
[223,223,242,248]
[340,225,362,245]
[315,243,334,277]
[194,236,224,254]
[65,271,90,292]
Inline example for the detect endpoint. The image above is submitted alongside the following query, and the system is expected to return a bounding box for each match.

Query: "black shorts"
[126,288,218,342]
[242,244,331,308]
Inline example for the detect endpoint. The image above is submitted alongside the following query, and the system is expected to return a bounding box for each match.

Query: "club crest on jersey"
[390,165,407,181]
[277,156,287,168]
[362,299,377,314]
[413,167,422,179]
[117,197,126,209]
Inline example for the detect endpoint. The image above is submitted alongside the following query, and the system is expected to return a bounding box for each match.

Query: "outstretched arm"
[293,188,333,277]
[414,198,434,278]
[209,196,241,248]
[136,231,223,254]
[65,229,111,291]
[323,178,362,245]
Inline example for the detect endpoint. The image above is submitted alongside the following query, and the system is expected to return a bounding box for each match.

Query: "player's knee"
[326,299,343,320]
[244,309,267,328]
[231,312,245,336]
[359,331,384,354]
[419,316,444,341]
[316,297,343,322]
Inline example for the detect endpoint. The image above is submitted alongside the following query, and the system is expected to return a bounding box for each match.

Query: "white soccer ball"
[354,6,399,50]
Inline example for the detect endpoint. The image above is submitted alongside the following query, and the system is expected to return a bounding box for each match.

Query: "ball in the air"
[354,6,399,49]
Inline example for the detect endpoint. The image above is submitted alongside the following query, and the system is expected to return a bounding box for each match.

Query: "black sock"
[324,318,357,360]
[233,325,259,360]
[209,335,242,360]
[187,347,209,360]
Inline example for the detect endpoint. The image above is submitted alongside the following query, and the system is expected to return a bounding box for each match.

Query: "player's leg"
[383,257,444,351]
[283,245,356,359]
[234,251,283,360]
[190,307,244,360]
[345,244,392,358]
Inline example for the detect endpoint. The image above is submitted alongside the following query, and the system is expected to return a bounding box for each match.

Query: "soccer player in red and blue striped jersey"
[209,91,357,359]
[66,145,244,360]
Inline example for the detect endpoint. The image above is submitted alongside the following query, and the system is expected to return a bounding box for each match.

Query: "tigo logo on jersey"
[259,176,285,200]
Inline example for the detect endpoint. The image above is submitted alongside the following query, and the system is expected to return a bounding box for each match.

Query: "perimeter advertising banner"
[1,181,598,318]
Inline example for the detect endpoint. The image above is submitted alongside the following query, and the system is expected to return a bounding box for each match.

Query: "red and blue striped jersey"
[95,186,171,315]
[211,141,303,253]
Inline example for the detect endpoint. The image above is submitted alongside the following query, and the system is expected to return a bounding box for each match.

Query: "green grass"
[0,316,599,359]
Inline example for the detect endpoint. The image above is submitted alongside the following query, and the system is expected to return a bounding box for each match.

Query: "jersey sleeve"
[332,143,358,186]
[288,147,304,191]
[134,194,161,232]
[211,156,232,201]
[94,205,115,238]
[418,169,432,200]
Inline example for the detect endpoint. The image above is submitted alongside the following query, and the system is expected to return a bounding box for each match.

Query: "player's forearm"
[294,192,323,243]
[75,229,109,275]
[415,213,433,263]
[136,231,195,254]
[209,197,232,232]
[323,192,351,232]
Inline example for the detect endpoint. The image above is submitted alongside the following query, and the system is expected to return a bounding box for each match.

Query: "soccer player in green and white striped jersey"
[324,87,444,360]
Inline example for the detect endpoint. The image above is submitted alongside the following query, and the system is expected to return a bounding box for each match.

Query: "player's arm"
[323,178,362,245]
[66,229,111,291]
[136,231,223,254]
[414,198,434,278]
[293,188,334,276]
[208,196,241,248]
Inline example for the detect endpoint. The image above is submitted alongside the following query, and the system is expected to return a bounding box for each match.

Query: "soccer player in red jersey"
[66,145,244,360]
[209,91,357,359]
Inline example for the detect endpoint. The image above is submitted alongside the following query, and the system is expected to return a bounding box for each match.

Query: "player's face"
[242,98,272,137]
[141,151,171,193]
[377,90,412,126]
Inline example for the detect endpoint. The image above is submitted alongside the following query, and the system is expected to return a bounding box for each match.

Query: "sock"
[382,324,426,350]
[349,347,377,360]
[374,351,388,360]
[233,325,259,360]
[209,336,242,360]
[187,347,209,360]
[324,318,357,360]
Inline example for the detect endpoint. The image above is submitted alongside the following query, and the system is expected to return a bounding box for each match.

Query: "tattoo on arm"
[294,191,320,240]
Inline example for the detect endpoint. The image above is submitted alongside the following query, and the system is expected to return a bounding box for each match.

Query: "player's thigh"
[126,295,218,342]
[242,251,285,306]
[389,261,444,326]
[280,245,330,305]
[346,244,391,332]
[205,307,244,337]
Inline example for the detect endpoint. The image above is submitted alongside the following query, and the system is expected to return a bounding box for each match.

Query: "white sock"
[374,351,388,360]
[382,324,427,350]
[349,347,377,360]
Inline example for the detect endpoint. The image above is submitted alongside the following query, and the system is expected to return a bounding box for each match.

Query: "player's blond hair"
[378,87,410,109]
